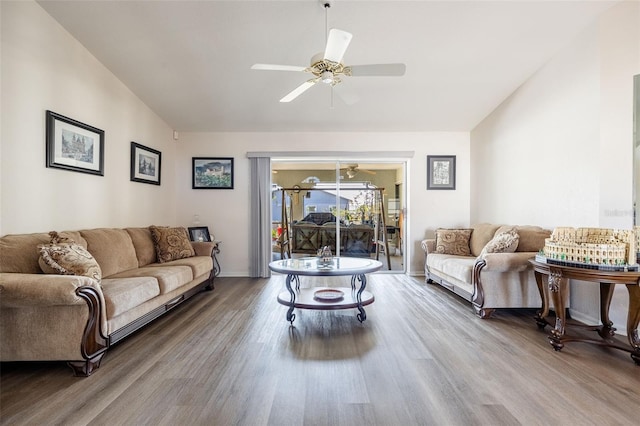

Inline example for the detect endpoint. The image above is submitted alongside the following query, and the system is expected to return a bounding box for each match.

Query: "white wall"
[470,26,601,228]
[0,1,177,235]
[1,1,470,278]
[175,132,470,276]
[471,1,639,328]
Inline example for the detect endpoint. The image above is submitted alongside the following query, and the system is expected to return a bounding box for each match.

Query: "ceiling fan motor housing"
[308,52,348,84]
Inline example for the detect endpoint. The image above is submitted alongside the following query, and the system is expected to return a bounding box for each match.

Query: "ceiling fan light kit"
[320,71,334,84]
[251,0,406,103]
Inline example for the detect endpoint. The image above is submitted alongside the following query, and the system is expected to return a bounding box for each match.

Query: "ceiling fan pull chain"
[330,86,334,109]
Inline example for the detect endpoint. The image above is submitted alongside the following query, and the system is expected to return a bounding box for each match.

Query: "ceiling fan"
[251,2,406,103]
[342,164,376,179]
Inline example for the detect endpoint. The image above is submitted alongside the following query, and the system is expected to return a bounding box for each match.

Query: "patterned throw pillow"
[38,231,102,282]
[149,226,195,263]
[434,229,473,256]
[478,230,520,259]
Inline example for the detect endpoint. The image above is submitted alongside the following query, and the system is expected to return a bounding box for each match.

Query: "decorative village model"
[535,226,640,272]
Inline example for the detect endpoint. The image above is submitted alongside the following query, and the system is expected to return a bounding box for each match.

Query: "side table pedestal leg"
[626,284,640,365]
[548,271,568,351]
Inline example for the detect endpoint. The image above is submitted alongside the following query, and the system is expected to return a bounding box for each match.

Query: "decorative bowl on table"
[313,289,344,302]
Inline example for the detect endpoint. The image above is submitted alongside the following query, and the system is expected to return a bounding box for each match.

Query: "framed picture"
[192,157,234,189]
[46,110,104,176]
[188,226,212,242]
[130,142,161,185]
[427,155,456,190]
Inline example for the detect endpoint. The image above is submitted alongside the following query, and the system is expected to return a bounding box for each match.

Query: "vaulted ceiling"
[38,0,616,132]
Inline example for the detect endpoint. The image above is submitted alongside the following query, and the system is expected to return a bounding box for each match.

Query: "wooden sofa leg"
[204,275,215,291]
[474,306,495,319]
[67,352,106,377]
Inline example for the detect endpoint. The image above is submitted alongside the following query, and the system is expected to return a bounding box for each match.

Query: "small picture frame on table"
[188,226,212,242]
[427,155,456,190]
[130,142,161,185]
[45,110,105,176]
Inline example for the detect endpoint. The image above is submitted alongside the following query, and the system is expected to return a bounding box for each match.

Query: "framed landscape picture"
[192,157,234,189]
[46,110,104,176]
[427,155,456,190]
[130,142,161,185]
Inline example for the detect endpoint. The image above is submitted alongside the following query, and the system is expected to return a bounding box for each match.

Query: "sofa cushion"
[0,231,86,274]
[427,253,476,284]
[80,229,139,277]
[149,226,195,263]
[126,227,157,267]
[478,230,519,259]
[470,223,502,257]
[100,276,160,318]
[108,265,193,294]
[149,256,213,281]
[37,232,102,282]
[513,226,551,252]
[435,229,472,256]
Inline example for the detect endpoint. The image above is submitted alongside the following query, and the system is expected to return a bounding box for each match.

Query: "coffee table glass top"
[269,257,383,276]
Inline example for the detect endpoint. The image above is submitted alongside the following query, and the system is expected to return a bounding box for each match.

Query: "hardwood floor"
[2,274,639,425]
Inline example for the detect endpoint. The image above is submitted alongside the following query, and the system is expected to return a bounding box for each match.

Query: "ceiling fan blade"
[280,80,317,103]
[324,29,352,63]
[361,169,377,175]
[251,64,307,72]
[348,63,406,77]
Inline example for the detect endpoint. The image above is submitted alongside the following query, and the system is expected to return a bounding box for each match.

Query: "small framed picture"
[188,226,211,242]
[427,155,456,190]
[46,110,104,176]
[192,157,234,189]
[130,142,161,185]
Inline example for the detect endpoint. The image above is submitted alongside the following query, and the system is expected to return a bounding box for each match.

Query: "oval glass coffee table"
[269,257,383,324]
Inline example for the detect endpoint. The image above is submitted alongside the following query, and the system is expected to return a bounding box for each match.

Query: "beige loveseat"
[0,226,216,376]
[421,223,551,318]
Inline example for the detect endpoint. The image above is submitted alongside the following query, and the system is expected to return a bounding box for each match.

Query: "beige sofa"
[0,227,216,376]
[421,224,551,318]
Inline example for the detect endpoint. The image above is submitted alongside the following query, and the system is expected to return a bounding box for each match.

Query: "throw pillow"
[38,231,102,282]
[478,230,520,259]
[434,229,473,256]
[149,226,195,263]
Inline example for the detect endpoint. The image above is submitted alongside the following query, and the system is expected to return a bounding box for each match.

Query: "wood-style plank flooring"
[1,274,639,425]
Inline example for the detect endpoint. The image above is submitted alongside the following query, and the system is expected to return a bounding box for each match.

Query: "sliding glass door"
[271,159,405,272]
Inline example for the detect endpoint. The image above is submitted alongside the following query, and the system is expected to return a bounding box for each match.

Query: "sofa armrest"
[421,239,436,255]
[479,252,537,273]
[0,272,109,373]
[0,273,102,307]
[190,241,217,257]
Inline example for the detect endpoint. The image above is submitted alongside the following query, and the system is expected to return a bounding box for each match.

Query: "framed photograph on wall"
[46,110,104,176]
[427,155,456,190]
[192,157,234,189]
[188,226,212,242]
[130,142,161,185]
